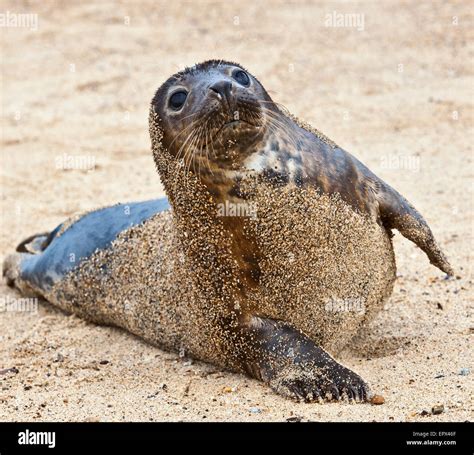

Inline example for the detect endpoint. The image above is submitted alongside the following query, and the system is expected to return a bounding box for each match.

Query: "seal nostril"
[209,86,220,97]
[209,81,234,116]
[209,80,233,100]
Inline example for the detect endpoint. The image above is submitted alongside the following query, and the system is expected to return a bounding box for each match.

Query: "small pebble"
[370,394,385,405]
[54,353,64,362]
[432,404,444,415]
[0,367,19,375]
[459,368,470,376]
[249,407,261,414]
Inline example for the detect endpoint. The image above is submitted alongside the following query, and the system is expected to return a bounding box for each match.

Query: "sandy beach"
[0,0,472,421]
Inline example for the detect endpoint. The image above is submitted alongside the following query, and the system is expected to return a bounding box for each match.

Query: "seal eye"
[169,91,187,110]
[233,70,250,87]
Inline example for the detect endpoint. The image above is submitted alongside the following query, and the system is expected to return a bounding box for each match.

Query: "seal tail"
[3,253,20,287]
[3,251,50,303]
[4,235,47,289]
[377,182,454,276]
[3,251,28,287]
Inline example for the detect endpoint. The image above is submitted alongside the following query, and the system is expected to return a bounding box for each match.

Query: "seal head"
[151,60,276,172]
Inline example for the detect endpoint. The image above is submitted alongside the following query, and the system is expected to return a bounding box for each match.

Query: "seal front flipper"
[237,316,370,402]
[374,180,454,276]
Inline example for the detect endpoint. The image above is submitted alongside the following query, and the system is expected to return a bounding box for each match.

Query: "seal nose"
[209,80,233,103]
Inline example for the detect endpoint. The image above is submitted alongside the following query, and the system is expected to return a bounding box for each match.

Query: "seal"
[3,60,453,402]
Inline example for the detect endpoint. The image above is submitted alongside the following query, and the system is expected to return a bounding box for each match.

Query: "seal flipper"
[375,181,453,276]
[237,316,370,402]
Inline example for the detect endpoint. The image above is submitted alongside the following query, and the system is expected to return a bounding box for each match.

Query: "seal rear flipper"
[15,219,65,254]
[376,182,454,276]
[5,198,172,297]
[15,230,59,254]
[235,316,370,402]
